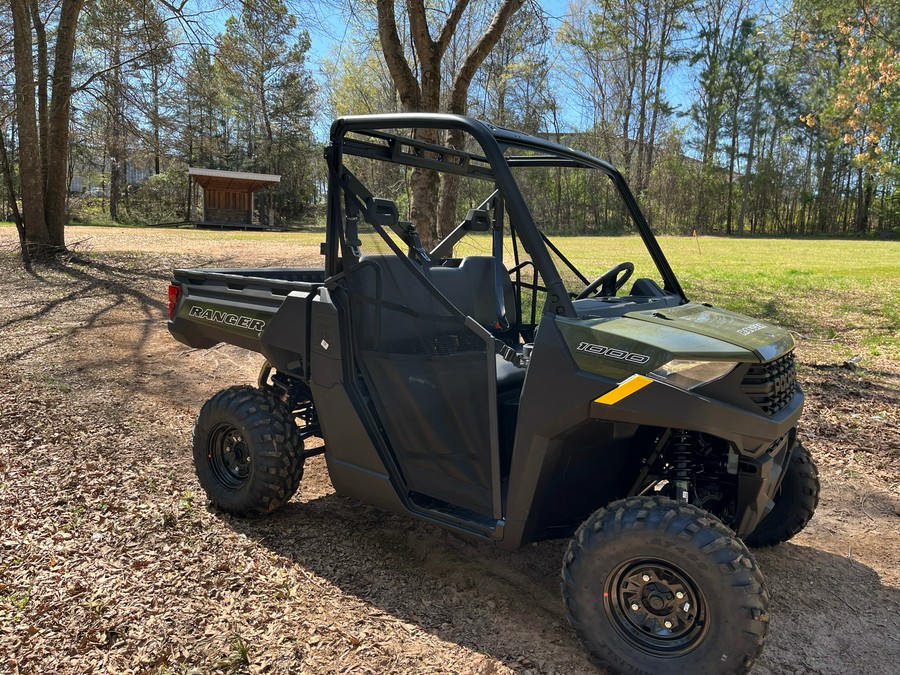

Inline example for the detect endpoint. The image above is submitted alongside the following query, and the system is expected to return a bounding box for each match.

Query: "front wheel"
[562,496,768,674]
[193,385,304,517]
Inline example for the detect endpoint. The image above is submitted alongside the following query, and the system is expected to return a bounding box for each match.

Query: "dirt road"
[1,228,898,673]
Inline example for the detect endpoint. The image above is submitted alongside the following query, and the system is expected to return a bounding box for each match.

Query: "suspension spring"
[669,430,694,503]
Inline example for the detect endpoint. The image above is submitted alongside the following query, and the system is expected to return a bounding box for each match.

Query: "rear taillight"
[167,283,182,319]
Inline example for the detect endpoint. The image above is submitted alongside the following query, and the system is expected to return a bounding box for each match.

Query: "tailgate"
[168,268,323,352]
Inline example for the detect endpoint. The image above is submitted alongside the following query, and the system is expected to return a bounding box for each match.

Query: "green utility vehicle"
[168,114,819,674]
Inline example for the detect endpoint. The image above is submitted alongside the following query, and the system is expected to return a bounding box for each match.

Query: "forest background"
[1,0,899,253]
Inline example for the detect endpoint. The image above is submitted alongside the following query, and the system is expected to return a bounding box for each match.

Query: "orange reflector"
[594,375,653,405]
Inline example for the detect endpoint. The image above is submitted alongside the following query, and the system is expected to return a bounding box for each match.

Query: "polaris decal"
[576,341,650,364]
[737,322,766,336]
[188,305,266,333]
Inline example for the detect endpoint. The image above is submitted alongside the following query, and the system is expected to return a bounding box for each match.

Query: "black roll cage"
[325,113,687,317]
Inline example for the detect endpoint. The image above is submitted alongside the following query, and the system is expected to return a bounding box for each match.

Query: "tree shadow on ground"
[222,489,900,674]
[1,254,168,364]
[753,541,900,673]
[221,491,586,671]
[805,361,900,386]
[804,372,900,409]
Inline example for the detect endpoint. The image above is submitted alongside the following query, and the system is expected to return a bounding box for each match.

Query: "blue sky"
[295,0,699,135]
[201,0,701,136]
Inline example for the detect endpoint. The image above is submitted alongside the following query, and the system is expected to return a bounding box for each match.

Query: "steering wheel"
[575,262,635,299]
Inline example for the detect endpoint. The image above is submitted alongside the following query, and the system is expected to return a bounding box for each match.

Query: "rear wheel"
[562,496,768,674]
[193,385,304,516]
[746,442,819,547]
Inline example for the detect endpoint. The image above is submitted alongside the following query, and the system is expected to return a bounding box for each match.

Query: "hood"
[625,303,794,362]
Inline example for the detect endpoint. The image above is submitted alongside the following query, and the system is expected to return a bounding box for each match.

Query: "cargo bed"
[168,267,325,357]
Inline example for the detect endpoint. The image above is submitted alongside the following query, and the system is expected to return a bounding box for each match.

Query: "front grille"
[741,352,796,416]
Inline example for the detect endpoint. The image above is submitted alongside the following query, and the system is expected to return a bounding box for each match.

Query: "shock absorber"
[669,430,694,503]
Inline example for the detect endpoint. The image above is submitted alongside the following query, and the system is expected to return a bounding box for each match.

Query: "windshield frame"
[497,135,686,302]
[328,114,687,317]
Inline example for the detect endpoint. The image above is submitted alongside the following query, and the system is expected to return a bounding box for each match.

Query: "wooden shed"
[188,168,281,229]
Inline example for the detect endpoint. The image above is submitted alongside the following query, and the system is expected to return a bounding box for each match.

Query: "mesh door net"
[346,254,495,516]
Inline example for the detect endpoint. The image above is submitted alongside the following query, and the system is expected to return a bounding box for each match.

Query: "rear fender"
[259,291,317,380]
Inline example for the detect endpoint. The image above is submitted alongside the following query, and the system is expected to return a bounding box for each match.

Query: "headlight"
[650,360,737,390]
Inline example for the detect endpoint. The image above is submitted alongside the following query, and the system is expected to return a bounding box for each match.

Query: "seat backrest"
[430,256,514,328]
[349,254,443,351]
[349,254,514,351]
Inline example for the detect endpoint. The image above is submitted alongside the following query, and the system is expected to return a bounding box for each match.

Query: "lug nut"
[683,602,691,611]
[642,574,650,582]
[630,603,640,611]
[664,620,673,628]
[675,591,685,599]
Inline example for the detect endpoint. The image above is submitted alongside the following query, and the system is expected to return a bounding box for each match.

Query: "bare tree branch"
[406,0,434,61]
[376,0,420,109]
[436,0,470,56]
[450,0,524,111]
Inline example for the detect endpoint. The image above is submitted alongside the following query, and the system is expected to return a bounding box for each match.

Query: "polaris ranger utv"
[167,114,819,674]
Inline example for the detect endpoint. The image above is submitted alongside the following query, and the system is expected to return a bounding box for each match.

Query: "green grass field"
[660,236,900,358]
[548,234,900,359]
[3,221,897,358]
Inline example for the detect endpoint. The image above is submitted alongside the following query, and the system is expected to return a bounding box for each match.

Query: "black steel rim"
[208,423,251,490]
[603,558,708,657]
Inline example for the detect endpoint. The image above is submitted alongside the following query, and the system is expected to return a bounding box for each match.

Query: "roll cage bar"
[324,113,686,316]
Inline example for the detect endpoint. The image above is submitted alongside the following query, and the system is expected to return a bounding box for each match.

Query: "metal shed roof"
[188,168,281,192]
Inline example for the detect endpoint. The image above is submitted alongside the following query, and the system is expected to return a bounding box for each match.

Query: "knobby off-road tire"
[746,442,820,547]
[562,496,769,675]
[193,385,304,517]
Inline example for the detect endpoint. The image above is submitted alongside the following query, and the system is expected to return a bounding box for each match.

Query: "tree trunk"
[152,63,161,175]
[45,0,84,246]
[11,0,51,248]
[108,36,124,223]
[0,122,31,270]
[435,0,524,243]
[816,147,834,234]
[633,10,651,196]
[800,134,814,235]
[726,120,738,235]
[29,0,50,187]
[737,61,763,236]
[854,168,873,233]
[10,0,84,259]
[376,0,523,250]
[645,3,672,197]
